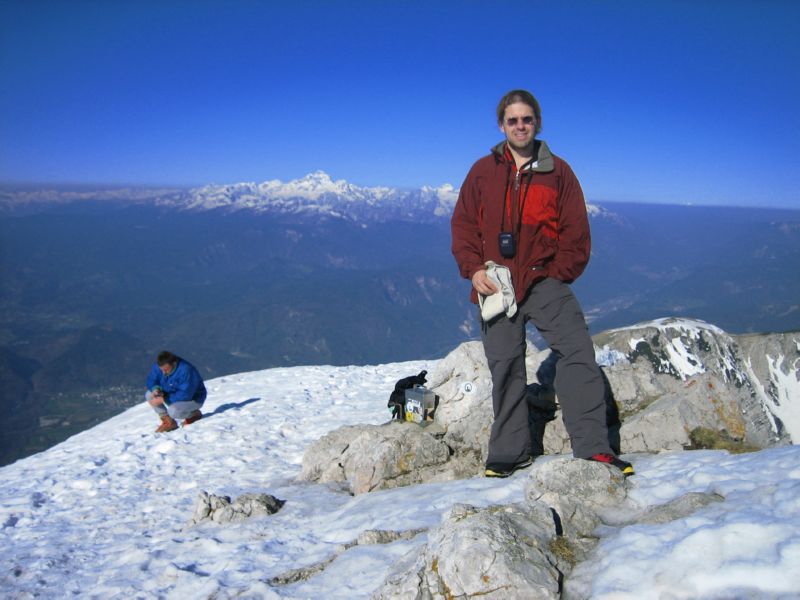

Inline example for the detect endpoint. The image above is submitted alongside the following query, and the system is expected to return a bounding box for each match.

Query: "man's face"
[159,363,175,376]
[499,102,537,153]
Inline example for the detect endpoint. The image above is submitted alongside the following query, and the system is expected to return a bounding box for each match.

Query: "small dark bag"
[388,370,428,420]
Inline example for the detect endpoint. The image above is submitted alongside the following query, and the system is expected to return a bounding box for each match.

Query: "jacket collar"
[491,139,555,173]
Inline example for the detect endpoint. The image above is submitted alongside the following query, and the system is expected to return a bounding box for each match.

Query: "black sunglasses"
[505,116,535,127]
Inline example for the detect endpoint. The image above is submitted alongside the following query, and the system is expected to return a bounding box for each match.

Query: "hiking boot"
[588,453,634,476]
[155,415,178,433]
[182,410,203,426]
[485,456,534,478]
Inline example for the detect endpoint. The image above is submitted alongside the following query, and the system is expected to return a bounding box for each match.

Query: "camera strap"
[501,161,534,238]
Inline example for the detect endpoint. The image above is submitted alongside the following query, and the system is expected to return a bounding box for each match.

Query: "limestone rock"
[300,319,792,497]
[593,318,787,450]
[542,416,571,455]
[525,457,630,539]
[189,491,285,526]
[736,331,799,445]
[372,458,725,599]
[426,341,558,464]
[297,421,460,494]
[424,341,493,465]
[620,372,751,452]
[373,502,560,600]
[298,342,561,494]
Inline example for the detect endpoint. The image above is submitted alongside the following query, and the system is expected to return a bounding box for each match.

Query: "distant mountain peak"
[260,170,350,199]
[302,170,335,185]
[168,172,455,222]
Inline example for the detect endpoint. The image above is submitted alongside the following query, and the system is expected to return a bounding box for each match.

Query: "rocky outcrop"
[299,319,795,495]
[374,501,561,600]
[423,341,495,466]
[372,457,725,599]
[525,459,629,542]
[535,319,795,454]
[737,331,800,443]
[593,318,791,451]
[188,491,285,526]
[297,343,495,494]
[297,421,474,495]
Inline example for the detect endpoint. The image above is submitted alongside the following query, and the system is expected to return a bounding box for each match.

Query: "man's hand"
[472,269,499,296]
[147,390,165,407]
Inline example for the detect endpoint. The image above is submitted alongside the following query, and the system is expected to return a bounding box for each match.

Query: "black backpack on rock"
[388,370,428,420]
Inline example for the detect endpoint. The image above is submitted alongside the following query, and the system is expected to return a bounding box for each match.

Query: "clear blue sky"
[1,0,798,207]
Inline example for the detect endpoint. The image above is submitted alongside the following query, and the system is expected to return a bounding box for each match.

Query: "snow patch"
[763,353,800,441]
[629,337,645,352]
[664,335,705,380]
[596,345,628,367]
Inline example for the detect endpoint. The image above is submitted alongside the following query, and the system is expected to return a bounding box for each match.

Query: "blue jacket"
[146,359,207,405]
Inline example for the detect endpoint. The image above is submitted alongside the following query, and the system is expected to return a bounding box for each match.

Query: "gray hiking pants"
[145,391,203,420]
[480,277,612,464]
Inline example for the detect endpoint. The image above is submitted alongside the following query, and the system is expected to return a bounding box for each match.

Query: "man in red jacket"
[451,89,633,478]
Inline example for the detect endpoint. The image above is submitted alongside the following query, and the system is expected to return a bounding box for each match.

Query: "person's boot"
[155,414,178,433]
[588,453,634,476]
[182,410,203,426]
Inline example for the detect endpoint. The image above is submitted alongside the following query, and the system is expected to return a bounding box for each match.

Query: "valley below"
[1,180,798,465]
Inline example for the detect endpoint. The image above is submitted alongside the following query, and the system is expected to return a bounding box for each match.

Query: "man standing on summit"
[451,89,633,477]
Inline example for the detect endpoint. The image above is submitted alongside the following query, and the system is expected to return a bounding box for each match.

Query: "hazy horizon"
[1,173,798,211]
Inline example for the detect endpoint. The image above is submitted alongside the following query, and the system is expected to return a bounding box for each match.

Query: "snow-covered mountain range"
[0,172,461,223]
[1,171,608,222]
[167,171,460,222]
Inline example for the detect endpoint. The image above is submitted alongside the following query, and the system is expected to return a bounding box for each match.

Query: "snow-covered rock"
[737,331,800,442]
[593,318,794,449]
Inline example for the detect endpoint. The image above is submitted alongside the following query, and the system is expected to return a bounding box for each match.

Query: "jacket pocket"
[521,184,558,239]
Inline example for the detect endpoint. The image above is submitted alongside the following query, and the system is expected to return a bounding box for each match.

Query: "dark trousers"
[480,278,612,464]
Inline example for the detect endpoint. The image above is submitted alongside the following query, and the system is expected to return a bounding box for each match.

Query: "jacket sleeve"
[451,167,485,281]
[146,364,162,391]
[549,162,591,283]
[166,361,201,403]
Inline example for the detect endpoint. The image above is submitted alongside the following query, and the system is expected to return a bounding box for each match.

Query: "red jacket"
[451,140,591,304]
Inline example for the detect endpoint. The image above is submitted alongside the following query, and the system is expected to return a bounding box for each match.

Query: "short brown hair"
[157,350,179,367]
[496,89,542,134]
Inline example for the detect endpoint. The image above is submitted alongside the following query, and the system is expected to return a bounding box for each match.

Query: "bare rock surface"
[373,502,560,600]
[297,421,464,494]
[525,458,631,540]
[370,456,729,599]
[594,318,790,450]
[299,319,793,497]
[736,331,800,444]
[189,491,285,526]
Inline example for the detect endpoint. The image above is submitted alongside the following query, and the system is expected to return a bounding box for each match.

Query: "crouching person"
[145,350,207,433]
